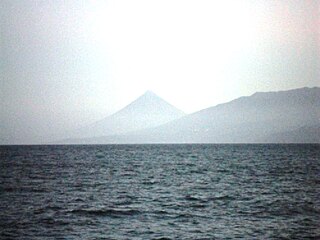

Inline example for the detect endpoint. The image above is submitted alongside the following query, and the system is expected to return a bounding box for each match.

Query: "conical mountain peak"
[67,90,185,139]
[118,90,184,116]
[143,90,157,96]
[135,90,163,102]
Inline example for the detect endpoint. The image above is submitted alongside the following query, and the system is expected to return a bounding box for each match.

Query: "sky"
[1,0,319,143]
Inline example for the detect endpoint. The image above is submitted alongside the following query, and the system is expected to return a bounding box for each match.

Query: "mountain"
[261,125,320,143]
[65,91,185,140]
[66,87,320,144]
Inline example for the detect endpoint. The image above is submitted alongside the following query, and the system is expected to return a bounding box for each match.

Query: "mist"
[1,0,319,144]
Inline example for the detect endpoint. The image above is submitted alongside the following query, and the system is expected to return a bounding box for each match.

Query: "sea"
[0,144,319,239]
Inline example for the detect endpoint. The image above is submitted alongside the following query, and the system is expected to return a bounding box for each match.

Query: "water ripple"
[0,144,319,239]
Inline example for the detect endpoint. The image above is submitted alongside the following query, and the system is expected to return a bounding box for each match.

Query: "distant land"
[66,90,185,139]
[60,87,320,144]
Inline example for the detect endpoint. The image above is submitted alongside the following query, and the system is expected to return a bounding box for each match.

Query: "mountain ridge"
[60,87,320,144]
[65,90,185,139]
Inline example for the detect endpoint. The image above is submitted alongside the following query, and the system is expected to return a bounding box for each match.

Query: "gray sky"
[1,0,319,143]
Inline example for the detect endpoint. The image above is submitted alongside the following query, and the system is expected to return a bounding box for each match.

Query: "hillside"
[68,87,320,144]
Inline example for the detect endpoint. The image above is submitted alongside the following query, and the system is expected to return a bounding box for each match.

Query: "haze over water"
[1,144,319,239]
[1,0,319,143]
[1,1,319,239]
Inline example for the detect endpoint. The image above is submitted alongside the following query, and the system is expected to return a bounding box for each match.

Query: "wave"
[184,194,235,202]
[152,237,173,240]
[208,195,235,201]
[69,208,141,217]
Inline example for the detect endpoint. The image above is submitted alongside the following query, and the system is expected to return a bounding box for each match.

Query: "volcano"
[68,91,185,139]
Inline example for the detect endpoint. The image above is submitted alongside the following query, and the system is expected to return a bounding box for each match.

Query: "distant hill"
[65,91,185,140]
[64,87,320,144]
[260,125,320,143]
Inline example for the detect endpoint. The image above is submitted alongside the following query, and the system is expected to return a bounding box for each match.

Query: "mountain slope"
[66,91,185,139]
[75,87,320,143]
[261,125,320,143]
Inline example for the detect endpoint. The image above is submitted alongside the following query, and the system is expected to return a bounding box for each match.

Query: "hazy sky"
[1,0,319,142]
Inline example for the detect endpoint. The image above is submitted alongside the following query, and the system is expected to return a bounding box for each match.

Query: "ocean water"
[0,144,319,239]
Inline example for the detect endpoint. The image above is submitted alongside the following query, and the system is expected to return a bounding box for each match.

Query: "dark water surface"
[0,144,319,239]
